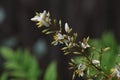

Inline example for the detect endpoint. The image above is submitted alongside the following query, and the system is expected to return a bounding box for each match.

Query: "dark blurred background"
[0,0,120,80]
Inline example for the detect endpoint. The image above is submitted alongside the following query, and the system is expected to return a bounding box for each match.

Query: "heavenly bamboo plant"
[31,10,120,80]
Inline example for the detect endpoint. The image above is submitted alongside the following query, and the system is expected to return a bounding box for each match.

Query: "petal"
[92,60,100,65]
[31,16,40,21]
[65,23,70,33]
[81,43,86,49]
[58,33,64,39]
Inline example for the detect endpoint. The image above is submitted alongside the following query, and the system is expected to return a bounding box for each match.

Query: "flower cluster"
[31,10,120,80]
[52,22,72,46]
[31,10,51,27]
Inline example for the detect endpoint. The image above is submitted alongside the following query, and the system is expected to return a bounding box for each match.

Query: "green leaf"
[90,32,119,74]
[0,47,15,60]
[10,71,26,78]
[22,49,31,69]
[15,48,23,61]
[28,57,40,80]
[87,67,99,78]
[4,62,22,70]
[0,73,8,80]
[44,61,57,80]
[0,47,41,80]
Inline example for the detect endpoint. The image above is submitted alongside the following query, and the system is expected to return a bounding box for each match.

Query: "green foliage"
[0,47,41,80]
[90,32,120,74]
[44,61,57,80]
[0,73,8,80]
[71,32,120,79]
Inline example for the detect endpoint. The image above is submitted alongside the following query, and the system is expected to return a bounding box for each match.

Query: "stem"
[92,47,101,53]
[99,49,103,67]
[83,51,109,79]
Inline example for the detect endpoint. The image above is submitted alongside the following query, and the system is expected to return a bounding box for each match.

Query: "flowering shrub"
[31,10,120,80]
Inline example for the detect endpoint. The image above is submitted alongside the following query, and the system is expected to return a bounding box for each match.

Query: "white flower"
[65,23,72,33]
[115,66,120,79]
[31,10,51,27]
[31,16,41,21]
[111,65,120,79]
[79,71,84,77]
[52,33,65,45]
[116,69,120,78]
[92,60,100,66]
[78,63,86,70]
[81,37,90,49]
[81,42,90,49]
[54,33,64,41]
[57,33,64,40]
[76,63,86,77]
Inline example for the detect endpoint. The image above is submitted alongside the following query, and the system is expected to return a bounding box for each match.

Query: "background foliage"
[0,32,120,80]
